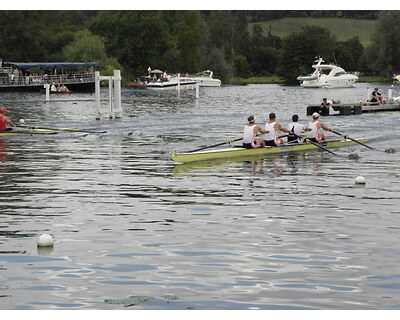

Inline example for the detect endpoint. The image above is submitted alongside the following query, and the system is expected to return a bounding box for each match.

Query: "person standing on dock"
[264,112,291,146]
[306,112,332,143]
[243,115,268,148]
[0,107,15,131]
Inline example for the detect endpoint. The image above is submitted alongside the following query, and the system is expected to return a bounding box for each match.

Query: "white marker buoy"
[19,119,25,124]
[355,176,366,185]
[37,234,54,247]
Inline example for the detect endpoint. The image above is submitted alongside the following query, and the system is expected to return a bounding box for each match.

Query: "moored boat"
[146,68,197,91]
[128,76,153,89]
[147,76,197,91]
[171,138,367,163]
[191,70,221,87]
[0,61,98,92]
[297,57,358,88]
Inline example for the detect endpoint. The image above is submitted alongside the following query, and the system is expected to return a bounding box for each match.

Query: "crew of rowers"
[243,112,332,149]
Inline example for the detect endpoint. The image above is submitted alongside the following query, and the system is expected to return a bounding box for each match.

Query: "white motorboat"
[297,57,359,88]
[147,70,197,91]
[191,70,221,87]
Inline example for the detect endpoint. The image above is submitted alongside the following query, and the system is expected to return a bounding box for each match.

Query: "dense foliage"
[0,10,398,84]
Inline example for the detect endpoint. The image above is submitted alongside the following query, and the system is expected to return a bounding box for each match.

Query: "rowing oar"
[291,133,341,156]
[331,130,395,153]
[19,125,107,134]
[331,130,374,150]
[188,138,243,153]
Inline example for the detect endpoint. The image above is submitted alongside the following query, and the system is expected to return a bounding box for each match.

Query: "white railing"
[0,72,95,86]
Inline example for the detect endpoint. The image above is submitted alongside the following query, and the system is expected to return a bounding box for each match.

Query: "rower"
[306,112,332,143]
[0,107,15,131]
[242,115,267,149]
[264,112,291,146]
[286,114,311,143]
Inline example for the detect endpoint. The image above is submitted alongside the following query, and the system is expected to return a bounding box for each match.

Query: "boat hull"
[171,139,366,163]
[0,81,95,92]
[147,80,197,91]
[192,78,221,87]
[300,77,358,88]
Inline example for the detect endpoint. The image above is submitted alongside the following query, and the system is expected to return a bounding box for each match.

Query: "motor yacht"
[297,57,358,88]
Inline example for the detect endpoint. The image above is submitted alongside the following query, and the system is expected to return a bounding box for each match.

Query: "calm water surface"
[1,84,400,310]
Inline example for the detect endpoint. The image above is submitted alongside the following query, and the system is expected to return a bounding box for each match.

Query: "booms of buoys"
[355,176,366,185]
[37,234,54,247]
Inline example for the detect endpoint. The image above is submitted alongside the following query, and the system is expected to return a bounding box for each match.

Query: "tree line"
[0,10,399,85]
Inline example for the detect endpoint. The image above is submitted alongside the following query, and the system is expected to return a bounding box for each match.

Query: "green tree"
[200,47,233,83]
[277,26,336,85]
[91,11,178,76]
[248,24,279,75]
[0,11,47,61]
[62,29,121,74]
[333,37,364,71]
[233,55,251,78]
[365,11,400,75]
[170,11,208,73]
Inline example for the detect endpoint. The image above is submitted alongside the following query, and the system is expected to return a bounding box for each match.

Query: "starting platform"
[307,102,400,116]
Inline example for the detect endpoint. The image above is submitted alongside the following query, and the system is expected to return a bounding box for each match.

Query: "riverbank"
[229,75,390,86]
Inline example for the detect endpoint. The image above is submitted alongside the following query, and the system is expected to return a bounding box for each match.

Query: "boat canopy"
[3,62,98,69]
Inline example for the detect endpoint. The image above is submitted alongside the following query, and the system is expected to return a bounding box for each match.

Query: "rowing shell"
[171,138,367,163]
[0,128,59,136]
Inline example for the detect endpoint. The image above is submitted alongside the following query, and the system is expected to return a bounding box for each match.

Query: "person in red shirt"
[0,107,15,131]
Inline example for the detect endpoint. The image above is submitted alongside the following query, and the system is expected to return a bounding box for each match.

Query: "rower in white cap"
[306,112,332,143]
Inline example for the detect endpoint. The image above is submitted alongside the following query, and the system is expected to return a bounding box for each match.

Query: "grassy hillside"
[252,17,377,47]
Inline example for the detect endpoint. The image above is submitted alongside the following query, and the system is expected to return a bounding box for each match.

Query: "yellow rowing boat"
[171,138,367,163]
[0,128,58,136]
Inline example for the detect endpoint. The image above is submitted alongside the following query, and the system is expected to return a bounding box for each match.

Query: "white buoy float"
[19,119,25,124]
[355,176,366,185]
[37,234,54,247]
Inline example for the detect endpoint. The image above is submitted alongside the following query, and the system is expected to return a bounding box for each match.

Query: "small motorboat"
[191,70,221,87]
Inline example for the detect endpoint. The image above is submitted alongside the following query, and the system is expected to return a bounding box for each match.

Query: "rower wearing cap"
[306,112,332,143]
[264,112,291,146]
[243,115,268,149]
[0,107,15,131]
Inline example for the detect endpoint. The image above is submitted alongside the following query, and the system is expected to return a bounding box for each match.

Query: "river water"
[1,83,400,311]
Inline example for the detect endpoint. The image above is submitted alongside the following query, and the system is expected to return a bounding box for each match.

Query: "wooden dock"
[307,102,400,116]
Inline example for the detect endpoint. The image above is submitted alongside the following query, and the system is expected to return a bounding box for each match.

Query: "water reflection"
[0,139,6,162]
[1,84,400,310]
